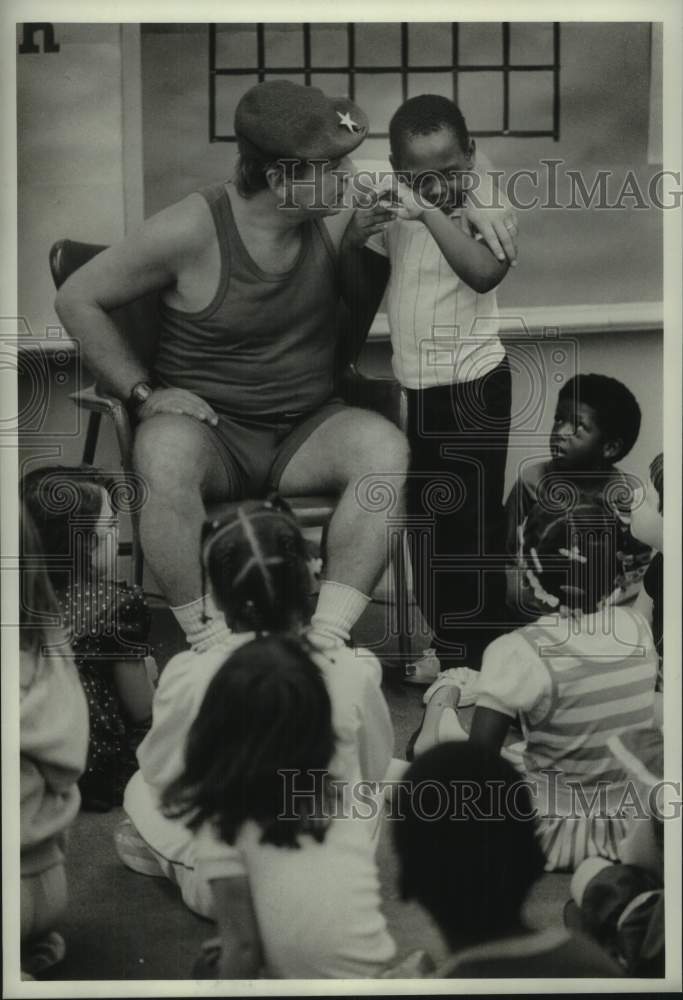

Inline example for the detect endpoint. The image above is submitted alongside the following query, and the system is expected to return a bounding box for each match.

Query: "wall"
[17,24,129,341]
[140,21,662,309]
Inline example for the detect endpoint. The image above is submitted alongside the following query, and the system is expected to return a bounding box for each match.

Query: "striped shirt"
[478,607,658,871]
[367,214,504,389]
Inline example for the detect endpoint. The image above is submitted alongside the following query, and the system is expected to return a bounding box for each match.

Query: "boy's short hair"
[558,374,641,461]
[393,743,545,939]
[389,94,470,162]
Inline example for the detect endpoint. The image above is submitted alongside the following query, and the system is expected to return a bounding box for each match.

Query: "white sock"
[437,707,469,743]
[308,581,371,649]
[171,593,231,653]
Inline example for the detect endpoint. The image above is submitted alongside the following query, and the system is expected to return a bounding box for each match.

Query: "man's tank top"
[153,182,340,419]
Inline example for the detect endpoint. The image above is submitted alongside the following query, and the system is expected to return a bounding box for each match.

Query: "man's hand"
[377,177,425,222]
[460,203,519,266]
[138,388,218,426]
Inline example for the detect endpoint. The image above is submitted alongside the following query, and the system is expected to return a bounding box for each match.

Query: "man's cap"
[235,79,369,161]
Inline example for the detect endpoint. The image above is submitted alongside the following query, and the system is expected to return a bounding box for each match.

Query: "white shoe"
[422,667,480,708]
[404,648,441,685]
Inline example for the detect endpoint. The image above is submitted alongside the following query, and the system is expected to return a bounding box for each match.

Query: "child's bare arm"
[210,874,264,979]
[468,706,511,753]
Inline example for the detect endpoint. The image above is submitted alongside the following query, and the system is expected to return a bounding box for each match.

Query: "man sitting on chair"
[55,80,517,652]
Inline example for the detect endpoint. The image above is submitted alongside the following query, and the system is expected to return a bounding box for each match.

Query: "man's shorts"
[199,398,348,498]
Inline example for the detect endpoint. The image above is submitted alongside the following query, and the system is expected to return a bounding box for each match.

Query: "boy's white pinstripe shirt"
[367,213,505,389]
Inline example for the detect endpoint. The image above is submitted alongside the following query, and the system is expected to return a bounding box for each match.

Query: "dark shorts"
[199,398,347,498]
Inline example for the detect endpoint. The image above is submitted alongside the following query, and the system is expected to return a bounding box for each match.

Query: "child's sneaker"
[403,648,441,685]
[21,931,66,977]
[422,666,480,708]
[114,818,165,878]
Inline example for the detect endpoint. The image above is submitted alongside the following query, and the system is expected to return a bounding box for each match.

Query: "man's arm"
[54,196,216,421]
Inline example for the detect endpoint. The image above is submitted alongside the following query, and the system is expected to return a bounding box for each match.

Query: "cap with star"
[234,79,369,161]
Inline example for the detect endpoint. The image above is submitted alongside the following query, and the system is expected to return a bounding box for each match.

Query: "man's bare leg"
[278,407,410,646]
[133,414,235,649]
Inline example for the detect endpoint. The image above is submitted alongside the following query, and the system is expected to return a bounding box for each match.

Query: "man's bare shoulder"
[142,191,216,256]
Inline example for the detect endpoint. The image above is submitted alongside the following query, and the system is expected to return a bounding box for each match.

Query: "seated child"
[565,726,665,976]
[347,93,515,679]
[20,505,89,977]
[504,373,651,620]
[469,498,659,872]
[390,742,623,977]
[163,633,396,979]
[117,497,394,928]
[21,465,155,810]
[631,453,663,693]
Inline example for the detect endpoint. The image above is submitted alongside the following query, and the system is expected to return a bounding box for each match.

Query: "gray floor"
[48,598,571,981]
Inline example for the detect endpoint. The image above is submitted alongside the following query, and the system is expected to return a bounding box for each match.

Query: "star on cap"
[337,110,361,134]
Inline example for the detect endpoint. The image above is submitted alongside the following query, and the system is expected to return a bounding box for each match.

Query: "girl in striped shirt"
[469,499,658,872]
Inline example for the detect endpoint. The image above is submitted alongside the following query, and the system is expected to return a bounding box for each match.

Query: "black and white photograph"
[2,1,682,994]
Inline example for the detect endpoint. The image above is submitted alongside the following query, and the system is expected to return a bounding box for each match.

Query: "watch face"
[132,383,152,407]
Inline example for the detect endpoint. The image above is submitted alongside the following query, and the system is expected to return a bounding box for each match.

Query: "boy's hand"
[343,197,395,249]
[377,176,425,221]
[460,203,519,265]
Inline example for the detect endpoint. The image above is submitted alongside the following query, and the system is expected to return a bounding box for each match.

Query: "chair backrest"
[50,239,162,368]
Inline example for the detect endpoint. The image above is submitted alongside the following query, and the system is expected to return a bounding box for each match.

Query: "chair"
[49,239,413,660]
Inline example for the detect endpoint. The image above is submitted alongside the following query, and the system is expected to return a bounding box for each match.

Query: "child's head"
[201,497,313,633]
[388,94,475,211]
[631,453,663,551]
[521,499,625,614]
[394,742,545,944]
[550,374,641,470]
[19,502,61,652]
[20,465,119,591]
[162,634,337,848]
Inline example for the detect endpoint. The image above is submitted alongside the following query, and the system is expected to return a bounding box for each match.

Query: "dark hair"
[558,375,641,461]
[201,497,312,633]
[20,465,114,591]
[394,743,545,939]
[649,452,663,514]
[19,502,62,652]
[162,634,338,848]
[522,499,625,613]
[389,94,471,163]
[234,143,311,198]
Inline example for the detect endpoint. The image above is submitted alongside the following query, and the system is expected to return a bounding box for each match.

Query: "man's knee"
[133,415,208,498]
[351,416,410,476]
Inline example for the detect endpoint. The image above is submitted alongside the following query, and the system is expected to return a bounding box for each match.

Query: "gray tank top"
[153,182,340,418]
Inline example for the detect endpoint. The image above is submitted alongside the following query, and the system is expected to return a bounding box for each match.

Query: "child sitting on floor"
[117,496,394,971]
[21,465,155,811]
[504,373,651,620]
[469,498,658,872]
[390,743,623,977]
[20,505,89,978]
[163,633,395,979]
[631,453,664,697]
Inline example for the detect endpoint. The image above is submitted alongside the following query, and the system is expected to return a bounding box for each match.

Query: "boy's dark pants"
[406,357,512,670]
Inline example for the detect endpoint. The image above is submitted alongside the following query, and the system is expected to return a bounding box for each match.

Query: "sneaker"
[422,667,480,709]
[114,819,165,878]
[21,931,66,977]
[403,648,441,685]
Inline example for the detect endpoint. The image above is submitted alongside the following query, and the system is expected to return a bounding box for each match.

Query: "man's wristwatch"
[127,381,153,416]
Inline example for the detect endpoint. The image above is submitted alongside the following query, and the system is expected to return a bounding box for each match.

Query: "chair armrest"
[338,364,407,431]
[69,386,135,468]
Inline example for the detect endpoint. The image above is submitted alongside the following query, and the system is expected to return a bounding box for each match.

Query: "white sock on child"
[308,581,371,649]
[171,593,231,653]
[437,707,469,743]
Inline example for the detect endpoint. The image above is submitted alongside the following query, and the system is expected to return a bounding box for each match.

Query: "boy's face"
[391,126,474,213]
[549,398,618,470]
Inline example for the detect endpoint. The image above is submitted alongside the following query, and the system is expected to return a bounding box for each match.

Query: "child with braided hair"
[469,498,659,872]
[116,497,394,975]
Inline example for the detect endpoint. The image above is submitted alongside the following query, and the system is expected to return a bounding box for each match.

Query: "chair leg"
[82,411,102,465]
[131,510,145,589]
[392,529,413,663]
